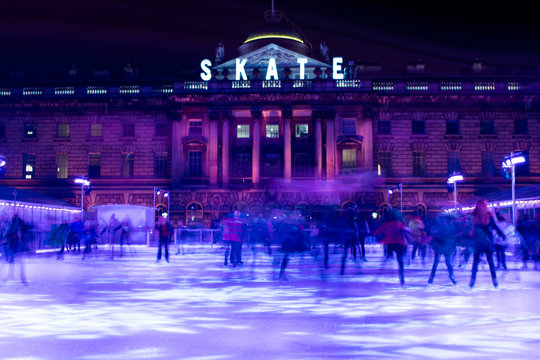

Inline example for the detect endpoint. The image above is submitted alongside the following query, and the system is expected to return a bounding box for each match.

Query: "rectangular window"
[57,123,70,138]
[91,123,102,137]
[447,151,461,174]
[56,154,68,179]
[294,153,311,177]
[123,123,135,137]
[0,123,4,138]
[23,154,36,179]
[342,118,356,135]
[188,151,202,177]
[481,151,495,176]
[378,151,392,177]
[24,124,37,138]
[446,119,460,135]
[263,153,281,177]
[412,119,425,135]
[514,118,528,135]
[155,123,169,137]
[480,118,494,135]
[88,153,101,178]
[295,124,309,138]
[154,153,169,178]
[266,124,279,138]
[234,153,251,177]
[237,124,250,138]
[122,153,134,178]
[377,120,391,135]
[413,152,426,177]
[189,120,203,136]
[342,149,356,175]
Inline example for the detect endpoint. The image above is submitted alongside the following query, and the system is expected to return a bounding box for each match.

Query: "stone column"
[251,109,261,186]
[283,109,292,181]
[209,112,219,186]
[171,113,186,182]
[315,113,323,179]
[326,113,336,180]
[222,118,230,185]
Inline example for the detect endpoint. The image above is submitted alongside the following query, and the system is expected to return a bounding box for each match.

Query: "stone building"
[0,10,538,225]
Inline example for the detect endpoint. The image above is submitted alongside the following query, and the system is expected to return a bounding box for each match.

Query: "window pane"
[189,120,203,136]
[263,153,281,177]
[91,123,102,137]
[156,123,169,137]
[57,123,69,138]
[413,152,426,176]
[342,118,356,135]
[237,124,250,138]
[0,124,5,138]
[88,154,101,178]
[123,123,135,137]
[378,121,390,135]
[56,154,68,179]
[188,151,202,177]
[122,154,134,178]
[480,119,494,135]
[412,120,425,135]
[447,151,461,174]
[266,124,279,138]
[514,118,528,134]
[294,153,311,177]
[234,153,251,177]
[446,119,460,135]
[295,124,309,138]
[481,151,494,176]
[378,152,392,176]
[342,149,356,175]
[155,153,169,178]
[23,154,36,179]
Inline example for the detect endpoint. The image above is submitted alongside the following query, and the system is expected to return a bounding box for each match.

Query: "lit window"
[56,154,68,179]
[23,154,36,179]
[378,151,392,177]
[24,124,37,138]
[91,123,102,137]
[342,149,356,175]
[266,124,279,138]
[295,124,309,138]
[237,124,250,138]
[189,120,203,136]
[342,118,356,135]
[57,123,70,138]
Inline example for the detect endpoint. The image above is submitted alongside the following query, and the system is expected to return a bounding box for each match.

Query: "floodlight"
[447,174,464,184]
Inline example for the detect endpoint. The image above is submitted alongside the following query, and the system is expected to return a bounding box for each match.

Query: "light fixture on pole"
[387,183,403,215]
[447,172,464,212]
[0,155,6,179]
[153,186,170,220]
[74,176,91,212]
[502,152,526,227]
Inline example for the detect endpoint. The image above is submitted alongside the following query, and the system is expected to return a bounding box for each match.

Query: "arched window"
[341,200,357,214]
[413,203,428,219]
[155,204,167,221]
[232,201,249,216]
[378,203,391,219]
[186,202,203,226]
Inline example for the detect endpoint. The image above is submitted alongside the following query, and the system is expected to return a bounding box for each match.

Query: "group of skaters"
[211,199,539,287]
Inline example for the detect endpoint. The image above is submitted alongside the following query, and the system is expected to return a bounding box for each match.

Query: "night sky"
[1,0,540,80]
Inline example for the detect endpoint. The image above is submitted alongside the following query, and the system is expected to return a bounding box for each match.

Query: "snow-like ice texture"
[0,243,539,359]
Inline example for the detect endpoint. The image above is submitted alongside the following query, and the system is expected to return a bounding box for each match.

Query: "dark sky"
[1,0,540,80]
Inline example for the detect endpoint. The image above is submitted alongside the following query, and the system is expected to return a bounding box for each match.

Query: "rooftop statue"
[215,42,225,65]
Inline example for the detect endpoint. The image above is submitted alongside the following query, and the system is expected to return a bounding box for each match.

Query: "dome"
[238,10,311,56]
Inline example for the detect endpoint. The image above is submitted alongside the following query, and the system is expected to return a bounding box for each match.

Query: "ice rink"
[1,242,539,359]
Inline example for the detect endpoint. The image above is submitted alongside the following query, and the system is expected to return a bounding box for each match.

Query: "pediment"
[215,43,329,70]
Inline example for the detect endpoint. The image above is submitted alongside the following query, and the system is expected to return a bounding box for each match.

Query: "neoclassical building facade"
[1,11,539,224]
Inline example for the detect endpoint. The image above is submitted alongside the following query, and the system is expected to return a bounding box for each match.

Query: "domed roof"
[238,10,311,56]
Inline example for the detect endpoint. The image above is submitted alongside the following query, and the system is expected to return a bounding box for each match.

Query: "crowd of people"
[1,199,539,287]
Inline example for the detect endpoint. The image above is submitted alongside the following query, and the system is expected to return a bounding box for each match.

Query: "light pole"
[74,176,90,212]
[503,152,526,227]
[153,186,170,220]
[387,183,403,215]
[447,173,464,212]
